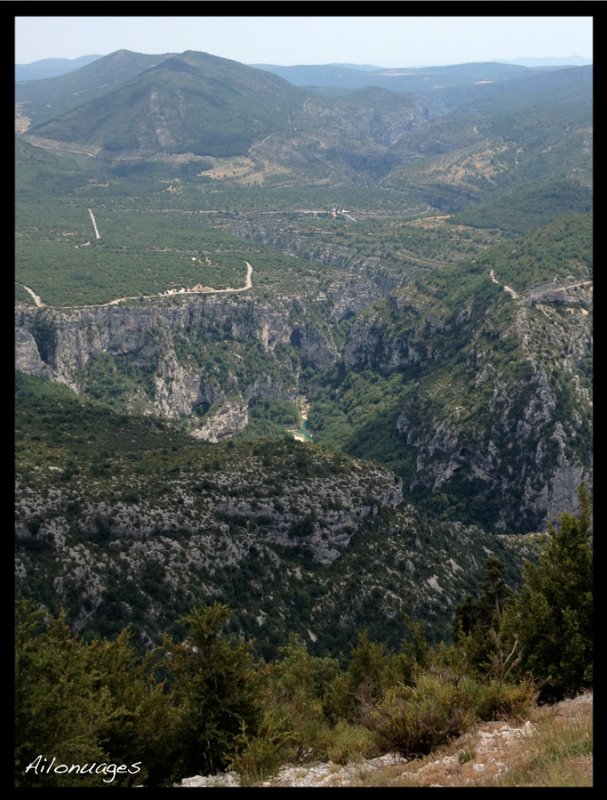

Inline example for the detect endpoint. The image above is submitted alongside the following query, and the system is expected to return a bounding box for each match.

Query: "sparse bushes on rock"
[15,481,592,786]
[355,666,535,759]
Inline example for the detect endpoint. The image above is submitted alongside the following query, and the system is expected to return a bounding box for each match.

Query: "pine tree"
[453,556,514,676]
[15,601,174,787]
[160,603,263,780]
[15,602,111,786]
[503,484,593,702]
[454,556,513,637]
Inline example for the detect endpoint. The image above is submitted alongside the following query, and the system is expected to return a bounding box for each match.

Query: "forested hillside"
[15,48,592,786]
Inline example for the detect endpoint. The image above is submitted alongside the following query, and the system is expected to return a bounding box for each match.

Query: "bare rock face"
[14,294,341,419]
[344,311,430,372]
[216,217,407,299]
[190,397,248,442]
[344,284,592,531]
[152,331,203,419]
[15,327,52,379]
[525,281,592,307]
[173,773,239,788]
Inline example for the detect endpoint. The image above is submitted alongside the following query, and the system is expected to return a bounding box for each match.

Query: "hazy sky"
[15,16,593,67]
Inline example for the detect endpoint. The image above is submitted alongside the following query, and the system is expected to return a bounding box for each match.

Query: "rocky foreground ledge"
[169,691,592,787]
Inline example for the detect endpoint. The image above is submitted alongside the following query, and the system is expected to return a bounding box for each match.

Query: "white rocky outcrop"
[191,397,248,442]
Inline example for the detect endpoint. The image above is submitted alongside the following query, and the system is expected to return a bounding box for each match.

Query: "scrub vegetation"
[15,49,592,786]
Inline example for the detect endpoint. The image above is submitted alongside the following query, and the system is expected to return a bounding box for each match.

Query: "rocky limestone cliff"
[14,256,592,532]
[344,283,592,531]
[215,216,412,295]
[15,292,343,420]
[191,397,249,442]
[15,429,542,648]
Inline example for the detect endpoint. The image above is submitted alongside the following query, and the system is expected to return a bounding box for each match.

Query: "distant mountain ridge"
[249,60,565,93]
[15,54,104,82]
[16,53,591,84]
[326,63,384,71]
[22,50,306,158]
[16,49,592,202]
[15,49,176,126]
[497,55,592,67]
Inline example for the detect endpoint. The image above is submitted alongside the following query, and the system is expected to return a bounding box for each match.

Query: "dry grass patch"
[205,157,256,180]
[339,692,592,787]
[407,215,453,228]
[15,114,31,134]
[478,696,593,787]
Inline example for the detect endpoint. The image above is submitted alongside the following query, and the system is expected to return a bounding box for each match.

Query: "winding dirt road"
[490,269,592,301]
[20,284,45,307]
[16,262,253,310]
[490,268,519,299]
[88,208,101,240]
